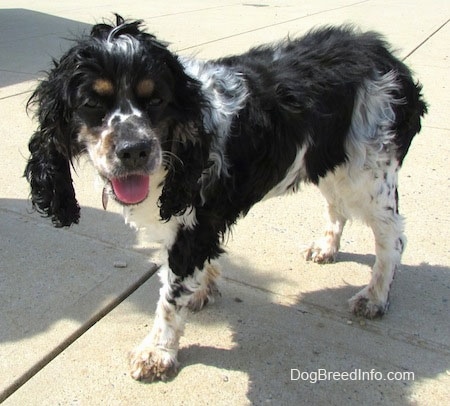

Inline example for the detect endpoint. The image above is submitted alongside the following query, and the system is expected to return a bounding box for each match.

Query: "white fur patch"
[124,169,178,248]
[181,57,249,197]
[107,103,143,127]
[264,144,309,199]
[177,206,197,229]
[346,70,403,170]
[105,31,140,53]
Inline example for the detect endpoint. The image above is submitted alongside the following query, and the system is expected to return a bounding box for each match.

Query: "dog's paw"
[303,239,337,264]
[187,262,221,312]
[129,347,179,382]
[348,289,389,319]
[187,279,221,312]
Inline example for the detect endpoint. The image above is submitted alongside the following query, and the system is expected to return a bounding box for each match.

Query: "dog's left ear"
[156,57,212,221]
[25,58,80,227]
[159,121,211,221]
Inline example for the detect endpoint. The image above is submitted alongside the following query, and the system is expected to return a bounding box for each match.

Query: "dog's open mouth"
[108,174,150,206]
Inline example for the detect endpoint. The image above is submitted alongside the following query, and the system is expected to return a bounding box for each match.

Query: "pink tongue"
[111,175,150,204]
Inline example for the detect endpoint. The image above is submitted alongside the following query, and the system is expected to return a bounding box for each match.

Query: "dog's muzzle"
[105,117,161,206]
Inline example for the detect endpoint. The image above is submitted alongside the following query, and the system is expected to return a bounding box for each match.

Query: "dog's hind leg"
[128,260,220,382]
[304,180,347,264]
[348,159,405,318]
[348,216,404,318]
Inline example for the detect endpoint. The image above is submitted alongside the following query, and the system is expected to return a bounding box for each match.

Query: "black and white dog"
[25,15,426,381]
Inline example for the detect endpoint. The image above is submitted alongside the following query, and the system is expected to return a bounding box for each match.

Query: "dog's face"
[26,16,208,226]
[74,45,171,206]
[74,23,184,206]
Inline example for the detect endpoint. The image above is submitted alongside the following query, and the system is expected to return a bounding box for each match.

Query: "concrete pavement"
[1,1,449,404]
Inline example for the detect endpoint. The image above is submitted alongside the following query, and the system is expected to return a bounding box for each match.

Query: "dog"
[25,15,426,381]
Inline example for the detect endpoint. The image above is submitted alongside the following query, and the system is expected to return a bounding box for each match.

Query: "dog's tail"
[393,74,428,165]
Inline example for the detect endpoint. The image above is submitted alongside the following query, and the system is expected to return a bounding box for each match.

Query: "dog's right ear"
[25,57,81,227]
[25,130,80,227]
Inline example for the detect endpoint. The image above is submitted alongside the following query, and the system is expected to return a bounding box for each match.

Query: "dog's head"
[25,15,209,227]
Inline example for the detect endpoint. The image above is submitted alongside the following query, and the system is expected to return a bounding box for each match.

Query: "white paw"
[187,280,220,312]
[348,288,389,319]
[303,238,338,264]
[129,346,179,382]
[187,262,221,312]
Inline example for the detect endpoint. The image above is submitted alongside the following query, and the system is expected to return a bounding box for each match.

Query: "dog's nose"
[115,140,153,168]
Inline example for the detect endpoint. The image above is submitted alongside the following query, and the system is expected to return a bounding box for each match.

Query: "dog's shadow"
[0,198,151,343]
[2,197,449,403]
[177,253,450,405]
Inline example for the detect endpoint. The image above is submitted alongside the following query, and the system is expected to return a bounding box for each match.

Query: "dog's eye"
[84,99,103,109]
[146,97,163,107]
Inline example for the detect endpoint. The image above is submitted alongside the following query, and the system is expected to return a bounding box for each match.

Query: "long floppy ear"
[159,120,211,221]
[156,52,212,221]
[25,58,80,227]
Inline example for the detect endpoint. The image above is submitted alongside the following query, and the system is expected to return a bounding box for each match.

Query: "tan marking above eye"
[136,79,155,98]
[93,79,114,96]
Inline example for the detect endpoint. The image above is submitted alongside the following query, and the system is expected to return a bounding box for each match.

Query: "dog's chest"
[122,170,179,247]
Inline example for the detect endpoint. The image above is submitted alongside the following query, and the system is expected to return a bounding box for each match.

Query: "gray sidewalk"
[1,1,449,404]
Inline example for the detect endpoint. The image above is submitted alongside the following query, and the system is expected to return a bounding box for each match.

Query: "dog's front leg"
[128,263,187,382]
[129,260,220,382]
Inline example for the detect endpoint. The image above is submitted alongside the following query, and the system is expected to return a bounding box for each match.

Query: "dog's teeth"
[102,187,109,210]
